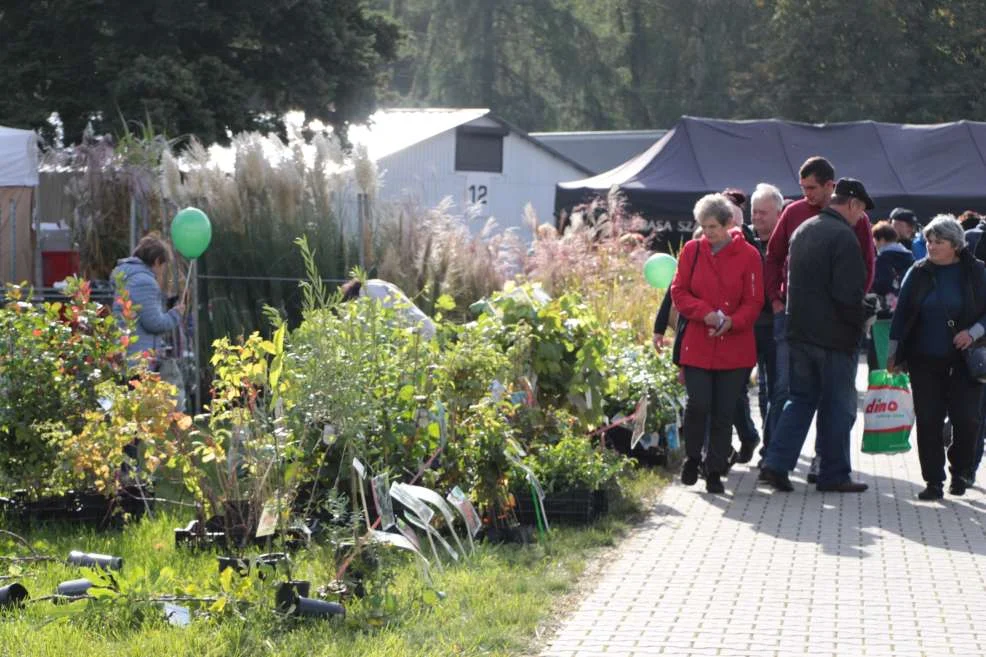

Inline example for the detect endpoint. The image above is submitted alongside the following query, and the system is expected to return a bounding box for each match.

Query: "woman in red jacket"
[671,194,765,493]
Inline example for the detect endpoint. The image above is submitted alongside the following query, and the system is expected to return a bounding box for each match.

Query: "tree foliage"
[0,0,400,144]
[373,0,986,130]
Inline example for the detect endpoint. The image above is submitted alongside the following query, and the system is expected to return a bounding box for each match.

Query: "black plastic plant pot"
[67,550,123,571]
[294,597,345,619]
[0,583,29,608]
[275,580,311,611]
[217,556,250,576]
[56,579,93,597]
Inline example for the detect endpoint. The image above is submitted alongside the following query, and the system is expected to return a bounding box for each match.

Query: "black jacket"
[785,207,867,353]
[888,249,986,368]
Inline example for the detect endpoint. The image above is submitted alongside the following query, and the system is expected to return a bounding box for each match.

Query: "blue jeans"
[766,313,790,446]
[763,341,858,487]
[732,378,760,445]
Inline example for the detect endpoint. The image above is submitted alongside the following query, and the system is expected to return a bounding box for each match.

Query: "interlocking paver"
[541,365,986,657]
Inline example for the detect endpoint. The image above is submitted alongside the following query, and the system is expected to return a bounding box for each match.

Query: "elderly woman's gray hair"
[923,214,966,251]
[693,193,735,226]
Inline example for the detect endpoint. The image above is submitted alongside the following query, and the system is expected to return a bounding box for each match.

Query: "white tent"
[0,126,40,284]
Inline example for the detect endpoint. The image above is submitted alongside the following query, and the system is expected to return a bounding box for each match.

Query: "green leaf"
[435,294,456,312]
[398,384,415,402]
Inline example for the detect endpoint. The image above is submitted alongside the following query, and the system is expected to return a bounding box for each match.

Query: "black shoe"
[949,477,968,496]
[918,483,944,500]
[736,441,758,464]
[681,458,700,486]
[806,455,820,484]
[816,480,869,493]
[758,467,793,492]
[705,473,725,494]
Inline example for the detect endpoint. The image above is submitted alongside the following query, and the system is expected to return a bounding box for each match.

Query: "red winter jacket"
[670,230,764,370]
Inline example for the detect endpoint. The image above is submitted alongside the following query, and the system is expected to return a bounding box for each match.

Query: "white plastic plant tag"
[405,511,458,562]
[352,457,366,481]
[631,395,649,449]
[393,519,422,552]
[402,484,467,556]
[390,482,434,524]
[447,486,482,538]
[256,493,280,538]
[163,602,190,627]
[372,474,396,530]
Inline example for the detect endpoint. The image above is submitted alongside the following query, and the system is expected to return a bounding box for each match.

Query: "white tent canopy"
[0,126,40,187]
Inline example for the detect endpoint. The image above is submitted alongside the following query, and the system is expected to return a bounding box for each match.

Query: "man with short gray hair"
[743,183,783,459]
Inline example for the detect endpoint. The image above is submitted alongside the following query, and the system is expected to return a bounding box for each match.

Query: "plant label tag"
[447,486,482,538]
[390,482,434,524]
[372,474,396,530]
[256,495,280,538]
[435,400,447,450]
[352,457,366,481]
[402,483,468,556]
[394,519,422,551]
[163,602,191,627]
[631,396,649,449]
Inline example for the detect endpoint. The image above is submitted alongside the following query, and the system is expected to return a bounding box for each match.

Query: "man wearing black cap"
[760,179,872,493]
[890,208,928,260]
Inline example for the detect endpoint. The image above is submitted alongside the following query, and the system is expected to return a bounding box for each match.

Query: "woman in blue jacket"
[111,233,185,369]
[888,216,986,499]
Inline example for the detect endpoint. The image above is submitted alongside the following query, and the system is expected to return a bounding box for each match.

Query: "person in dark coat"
[871,221,916,317]
[888,215,986,499]
[760,179,871,493]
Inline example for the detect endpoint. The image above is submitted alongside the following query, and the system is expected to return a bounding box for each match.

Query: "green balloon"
[643,253,677,289]
[170,207,212,259]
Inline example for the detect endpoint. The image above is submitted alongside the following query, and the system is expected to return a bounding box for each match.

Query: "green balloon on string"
[643,253,677,289]
[170,207,212,259]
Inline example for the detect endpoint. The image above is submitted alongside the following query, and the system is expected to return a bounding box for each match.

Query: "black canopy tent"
[555,116,986,250]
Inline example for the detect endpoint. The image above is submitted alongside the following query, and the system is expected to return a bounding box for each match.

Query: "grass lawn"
[0,469,667,656]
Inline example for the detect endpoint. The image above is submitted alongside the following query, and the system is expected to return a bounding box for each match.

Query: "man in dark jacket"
[760,179,871,493]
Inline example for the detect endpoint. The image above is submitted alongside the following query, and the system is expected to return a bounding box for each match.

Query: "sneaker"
[681,458,700,486]
[918,483,944,500]
[816,479,868,493]
[736,440,759,464]
[806,455,820,484]
[949,477,969,496]
[758,467,794,492]
[705,473,725,494]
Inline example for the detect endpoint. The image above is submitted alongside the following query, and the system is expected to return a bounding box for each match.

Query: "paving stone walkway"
[543,370,986,657]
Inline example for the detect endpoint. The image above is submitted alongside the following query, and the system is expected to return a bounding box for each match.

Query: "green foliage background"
[374,0,986,130]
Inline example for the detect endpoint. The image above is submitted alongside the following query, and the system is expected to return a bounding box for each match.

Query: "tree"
[0,0,400,145]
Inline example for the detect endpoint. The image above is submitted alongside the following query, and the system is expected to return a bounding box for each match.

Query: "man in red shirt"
[763,156,875,481]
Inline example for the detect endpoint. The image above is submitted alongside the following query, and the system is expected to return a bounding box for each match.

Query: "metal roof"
[531,129,667,174]
[352,108,592,174]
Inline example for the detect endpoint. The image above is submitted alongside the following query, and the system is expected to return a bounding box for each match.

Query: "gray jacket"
[110,257,180,361]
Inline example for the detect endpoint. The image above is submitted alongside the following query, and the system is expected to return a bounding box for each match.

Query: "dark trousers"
[974,387,986,478]
[754,321,776,447]
[684,367,749,476]
[732,373,759,444]
[908,355,982,485]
